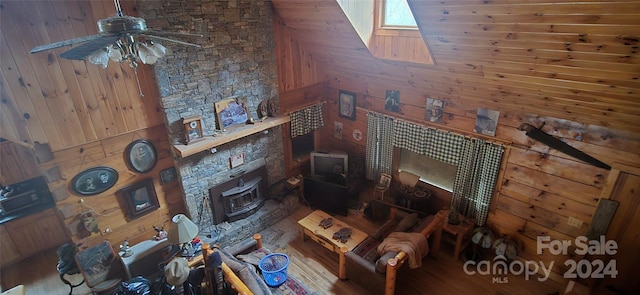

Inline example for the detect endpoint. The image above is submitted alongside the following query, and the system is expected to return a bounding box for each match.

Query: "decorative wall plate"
[352,129,362,141]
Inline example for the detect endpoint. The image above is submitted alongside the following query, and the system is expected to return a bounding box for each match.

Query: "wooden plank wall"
[270,0,640,283]
[0,0,176,248]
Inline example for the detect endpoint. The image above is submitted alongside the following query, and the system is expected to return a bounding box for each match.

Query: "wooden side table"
[436,210,476,259]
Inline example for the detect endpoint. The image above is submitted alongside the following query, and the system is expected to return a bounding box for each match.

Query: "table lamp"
[168,214,199,257]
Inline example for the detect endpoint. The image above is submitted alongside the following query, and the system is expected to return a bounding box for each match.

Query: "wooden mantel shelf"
[172,115,291,158]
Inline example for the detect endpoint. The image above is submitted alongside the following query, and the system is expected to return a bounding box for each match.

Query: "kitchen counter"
[0,199,56,224]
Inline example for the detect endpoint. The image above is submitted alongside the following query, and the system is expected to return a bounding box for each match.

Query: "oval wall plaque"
[70,166,119,196]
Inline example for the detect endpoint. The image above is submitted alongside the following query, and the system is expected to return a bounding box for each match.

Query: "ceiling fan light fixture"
[108,44,124,63]
[88,48,109,68]
[136,41,166,65]
[29,0,203,97]
[145,41,167,58]
[137,44,158,65]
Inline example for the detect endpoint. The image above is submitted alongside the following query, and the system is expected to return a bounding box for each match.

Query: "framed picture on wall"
[230,153,245,169]
[474,108,500,136]
[125,139,157,173]
[385,90,400,113]
[70,166,119,196]
[160,167,177,184]
[119,178,159,220]
[338,90,356,121]
[334,121,343,139]
[425,98,444,123]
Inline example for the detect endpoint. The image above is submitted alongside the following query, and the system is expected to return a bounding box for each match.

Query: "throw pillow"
[372,219,399,241]
[393,213,418,233]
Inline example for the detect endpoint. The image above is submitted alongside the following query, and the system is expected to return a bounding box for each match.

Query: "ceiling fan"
[30,0,202,96]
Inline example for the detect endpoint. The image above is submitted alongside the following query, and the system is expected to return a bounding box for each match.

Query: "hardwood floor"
[0,204,566,295]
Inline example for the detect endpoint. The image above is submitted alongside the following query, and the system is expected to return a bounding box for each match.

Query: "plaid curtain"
[290,103,324,138]
[423,128,464,165]
[366,112,394,180]
[452,139,504,226]
[394,120,428,154]
[394,119,464,165]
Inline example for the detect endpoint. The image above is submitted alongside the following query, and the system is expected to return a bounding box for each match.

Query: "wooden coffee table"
[298,210,367,279]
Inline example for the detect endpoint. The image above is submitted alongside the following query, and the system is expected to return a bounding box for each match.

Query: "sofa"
[344,200,444,295]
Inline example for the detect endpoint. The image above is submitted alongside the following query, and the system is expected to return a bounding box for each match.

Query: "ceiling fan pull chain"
[133,67,144,97]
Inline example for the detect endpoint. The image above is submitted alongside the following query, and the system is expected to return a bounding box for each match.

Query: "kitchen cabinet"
[0,208,70,267]
[0,141,41,186]
[0,225,20,265]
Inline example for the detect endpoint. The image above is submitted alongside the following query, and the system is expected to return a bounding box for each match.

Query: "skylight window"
[382,0,417,27]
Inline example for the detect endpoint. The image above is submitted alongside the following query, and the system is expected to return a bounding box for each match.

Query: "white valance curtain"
[366,111,504,225]
[289,103,324,138]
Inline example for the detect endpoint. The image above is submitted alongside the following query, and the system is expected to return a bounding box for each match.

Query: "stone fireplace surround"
[202,192,300,248]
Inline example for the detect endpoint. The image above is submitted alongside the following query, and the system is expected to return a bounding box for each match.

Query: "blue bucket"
[258,253,290,288]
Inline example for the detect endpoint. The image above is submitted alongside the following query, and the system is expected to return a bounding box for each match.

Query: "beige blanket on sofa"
[376,232,428,269]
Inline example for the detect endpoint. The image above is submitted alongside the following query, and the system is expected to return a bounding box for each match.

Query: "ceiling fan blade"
[143,30,203,38]
[59,36,122,61]
[30,34,111,54]
[140,33,202,47]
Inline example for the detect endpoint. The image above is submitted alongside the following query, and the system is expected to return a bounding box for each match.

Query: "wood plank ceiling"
[270,0,640,135]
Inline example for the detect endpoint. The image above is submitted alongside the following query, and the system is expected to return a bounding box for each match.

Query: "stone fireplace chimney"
[136,0,285,234]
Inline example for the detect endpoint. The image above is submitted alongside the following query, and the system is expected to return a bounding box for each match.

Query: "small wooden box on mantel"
[182,115,204,145]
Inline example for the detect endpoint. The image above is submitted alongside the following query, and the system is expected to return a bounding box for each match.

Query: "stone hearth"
[201,193,300,248]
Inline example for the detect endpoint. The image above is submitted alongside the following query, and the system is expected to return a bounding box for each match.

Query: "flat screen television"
[310,151,348,186]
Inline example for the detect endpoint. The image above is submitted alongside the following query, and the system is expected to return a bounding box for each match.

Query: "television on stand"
[309,150,349,186]
[304,151,353,216]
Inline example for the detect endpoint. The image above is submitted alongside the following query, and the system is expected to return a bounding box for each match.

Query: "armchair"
[344,201,444,295]
[74,241,128,294]
[202,234,270,295]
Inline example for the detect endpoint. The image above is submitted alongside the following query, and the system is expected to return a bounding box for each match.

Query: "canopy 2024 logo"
[538,235,618,280]
[463,235,618,283]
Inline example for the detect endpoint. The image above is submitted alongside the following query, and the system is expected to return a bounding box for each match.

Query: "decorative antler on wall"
[518,123,611,170]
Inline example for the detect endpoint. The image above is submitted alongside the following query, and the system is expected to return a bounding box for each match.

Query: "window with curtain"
[398,149,457,192]
[365,111,504,225]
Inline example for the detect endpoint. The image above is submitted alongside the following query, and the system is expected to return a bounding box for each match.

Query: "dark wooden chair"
[56,243,84,295]
[75,241,127,294]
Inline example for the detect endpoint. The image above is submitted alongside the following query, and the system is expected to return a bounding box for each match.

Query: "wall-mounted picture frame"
[334,121,343,139]
[182,115,204,144]
[160,167,178,184]
[474,108,500,137]
[70,166,119,196]
[385,90,400,113]
[230,153,245,169]
[118,178,159,220]
[125,139,157,173]
[338,90,356,121]
[425,98,444,123]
